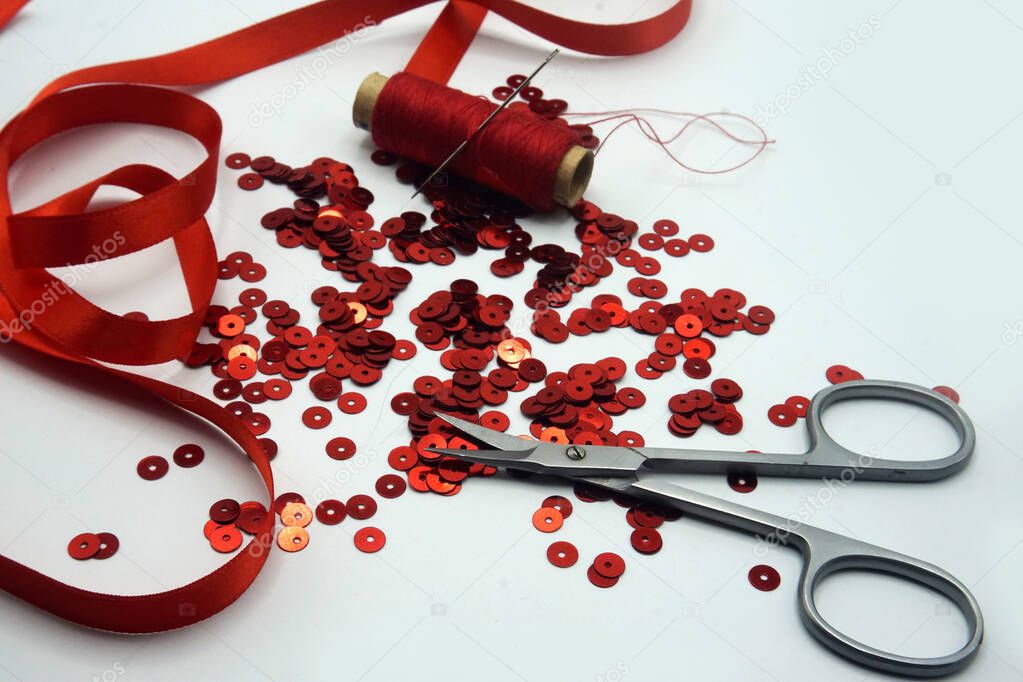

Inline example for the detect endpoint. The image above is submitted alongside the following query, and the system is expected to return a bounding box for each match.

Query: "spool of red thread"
[353,72,593,210]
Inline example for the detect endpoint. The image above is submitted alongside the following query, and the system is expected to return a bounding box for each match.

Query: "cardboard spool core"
[353,72,593,208]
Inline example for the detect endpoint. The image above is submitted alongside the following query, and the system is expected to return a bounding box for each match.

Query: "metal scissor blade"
[435,412,647,477]
[426,447,538,468]
[435,413,536,451]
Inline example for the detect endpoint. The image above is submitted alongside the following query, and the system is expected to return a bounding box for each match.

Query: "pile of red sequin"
[71,72,868,600]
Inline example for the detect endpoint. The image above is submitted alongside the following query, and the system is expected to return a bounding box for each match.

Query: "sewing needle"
[410,48,560,201]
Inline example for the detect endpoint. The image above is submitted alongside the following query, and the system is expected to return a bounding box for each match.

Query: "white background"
[1,1,1022,680]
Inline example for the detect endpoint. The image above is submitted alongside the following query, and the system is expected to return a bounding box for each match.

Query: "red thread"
[565,108,774,174]
[372,71,582,210]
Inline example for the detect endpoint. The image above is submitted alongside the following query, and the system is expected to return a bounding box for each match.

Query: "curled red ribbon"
[0,0,691,632]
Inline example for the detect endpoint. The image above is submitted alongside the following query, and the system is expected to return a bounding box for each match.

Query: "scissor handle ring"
[796,531,983,677]
[804,380,976,482]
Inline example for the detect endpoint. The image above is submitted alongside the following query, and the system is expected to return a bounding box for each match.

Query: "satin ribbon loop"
[0,359,277,634]
[0,83,220,364]
[5,85,220,269]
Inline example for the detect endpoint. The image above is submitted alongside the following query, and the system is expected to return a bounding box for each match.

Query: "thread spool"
[353,72,593,210]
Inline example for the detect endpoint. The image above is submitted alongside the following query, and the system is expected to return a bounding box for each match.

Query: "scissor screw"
[565,445,586,460]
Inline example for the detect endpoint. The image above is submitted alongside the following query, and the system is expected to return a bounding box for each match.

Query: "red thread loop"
[566,108,774,175]
[372,71,581,210]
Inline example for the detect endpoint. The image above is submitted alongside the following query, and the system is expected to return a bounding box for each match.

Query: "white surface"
[1,1,1022,680]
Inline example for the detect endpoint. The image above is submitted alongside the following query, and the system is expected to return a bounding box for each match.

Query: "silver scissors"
[431,379,983,677]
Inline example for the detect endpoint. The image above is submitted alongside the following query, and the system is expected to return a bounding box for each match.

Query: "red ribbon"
[0,0,691,632]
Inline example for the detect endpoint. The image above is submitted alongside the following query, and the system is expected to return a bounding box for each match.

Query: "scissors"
[430,379,983,677]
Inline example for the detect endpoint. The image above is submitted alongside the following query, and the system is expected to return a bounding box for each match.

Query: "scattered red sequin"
[587,565,619,588]
[338,393,367,414]
[136,456,168,481]
[210,525,243,553]
[593,552,626,579]
[376,474,406,499]
[237,172,264,190]
[209,498,240,524]
[826,364,864,384]
[542,495,573,518]
[236,502,269,534]
[316,499,346,525]
[727,472,758,493]
[354,527,385,553]
[67,533,100,560]
[172,444,204,468]
[748,564,781,591]
[325,436,356,460]
[630,527,663,554]
[277,526,309,552]
[532,507,564,532]
[785,395,810,417]
[347,494,377,520]
[225,152,251,169]
[274,492,305,514]
[767,403,797,427]
[302,406,332,429]
[93,532,120,560]
[547,541,578,567]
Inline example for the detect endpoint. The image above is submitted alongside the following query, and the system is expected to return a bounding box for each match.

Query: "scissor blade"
[435,413,535,452]
[426,447,536,467]
[435,412,647,477]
